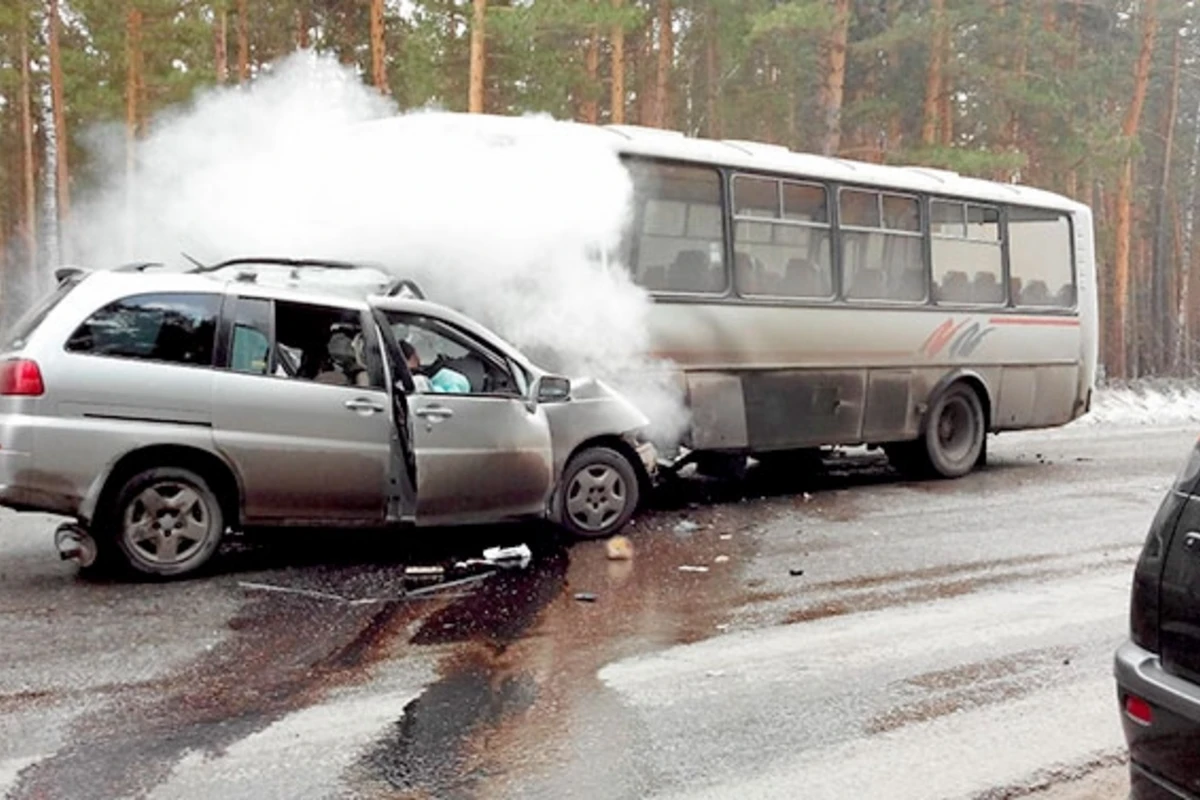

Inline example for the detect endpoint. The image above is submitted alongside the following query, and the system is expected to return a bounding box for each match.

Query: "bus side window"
[627,161,727,295]
[840,190,924,303]
[1009,207,1074,309]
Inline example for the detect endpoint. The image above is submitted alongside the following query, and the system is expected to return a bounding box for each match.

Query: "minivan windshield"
[1,278,80,351]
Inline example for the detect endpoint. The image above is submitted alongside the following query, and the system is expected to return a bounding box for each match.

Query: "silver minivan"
[0,259,655,577]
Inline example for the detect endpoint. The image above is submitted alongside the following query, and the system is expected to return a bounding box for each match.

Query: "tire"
[105,467,225,578]
[886,383,986,479]
[921,382,986,478]
[557,446,640,540]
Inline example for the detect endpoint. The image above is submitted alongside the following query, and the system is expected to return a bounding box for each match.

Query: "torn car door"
[370,307,417,525]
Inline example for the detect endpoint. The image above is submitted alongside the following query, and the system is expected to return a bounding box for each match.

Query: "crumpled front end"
[541,377,655,480]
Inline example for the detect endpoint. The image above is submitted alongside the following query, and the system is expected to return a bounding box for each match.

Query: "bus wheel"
[922,382,986,478]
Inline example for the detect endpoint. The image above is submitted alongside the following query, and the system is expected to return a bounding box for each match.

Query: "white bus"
[604,126,1097,479]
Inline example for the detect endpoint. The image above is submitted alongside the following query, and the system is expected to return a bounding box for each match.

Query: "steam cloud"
[66,52,689,446]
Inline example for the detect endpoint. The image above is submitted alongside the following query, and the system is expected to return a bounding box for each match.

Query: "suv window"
[3,278,80,351]
[386,313,520,396]
[66,292,220,366]
[272,300,381,389]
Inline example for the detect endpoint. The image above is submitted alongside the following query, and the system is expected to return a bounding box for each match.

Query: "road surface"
[0,422,1186,799]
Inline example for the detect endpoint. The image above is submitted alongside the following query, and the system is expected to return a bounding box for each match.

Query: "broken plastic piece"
[404,565,445,581]
[482,543,532,569]
[574,592,598,602]
[673,520,700,534]
[678,565,710,573]
[789,568,805,577]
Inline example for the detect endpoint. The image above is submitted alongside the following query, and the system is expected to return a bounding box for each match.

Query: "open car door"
[379,309,555,526]
[370,307,418,524]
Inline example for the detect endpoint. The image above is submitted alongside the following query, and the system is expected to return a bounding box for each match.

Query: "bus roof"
[593,123,1084,214]
[362,113,1085,215]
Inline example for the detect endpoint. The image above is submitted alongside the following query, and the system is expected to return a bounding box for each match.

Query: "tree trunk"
[920,0,945,147]
[1152,29,1181,374]
[637,21,655,126]
[296,4,311,49]
[468,0,486,113]
[821,0,850,155]
[1174,93,1200,373]
[883,0,903,158]
[653,0,672,128]
[236,0,250,83]
[19,3,37,267]
[369,0,388,94]
[1111,0,1159,379]
[48,0,70,244]
[581,22,601,124]
[125,0,143,256]
[214,8,228,83]
[704,8,719,139]
[610,0,625,124]
[126,5,144,146]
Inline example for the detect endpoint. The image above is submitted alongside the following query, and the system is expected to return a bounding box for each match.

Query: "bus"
[604,126,1097,479]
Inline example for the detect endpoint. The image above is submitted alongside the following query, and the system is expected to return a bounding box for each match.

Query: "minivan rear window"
[2,279,80,351]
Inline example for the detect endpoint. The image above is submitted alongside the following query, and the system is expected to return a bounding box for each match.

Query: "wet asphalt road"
[0,423,1189,800]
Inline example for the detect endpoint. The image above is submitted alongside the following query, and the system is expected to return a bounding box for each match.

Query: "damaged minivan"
[0,258,655,577]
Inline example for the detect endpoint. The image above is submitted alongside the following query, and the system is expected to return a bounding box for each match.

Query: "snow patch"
[1076,380,1200,428]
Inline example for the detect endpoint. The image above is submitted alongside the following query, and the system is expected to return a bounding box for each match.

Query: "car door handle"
[414,405,454,421]
[344,398,385,414]
[1185,532,1200,552]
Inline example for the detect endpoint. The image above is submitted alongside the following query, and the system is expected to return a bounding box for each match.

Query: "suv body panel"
[0,265,651,549]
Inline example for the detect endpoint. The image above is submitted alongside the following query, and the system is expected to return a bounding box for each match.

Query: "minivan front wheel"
[110,467,224,577]
[558,446,640,539]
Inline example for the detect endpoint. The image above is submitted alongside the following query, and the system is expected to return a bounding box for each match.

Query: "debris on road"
[714,555,730,564]
[606,536,634,561]
[238,581,357,603]
[482,543,533,568]
[404,565,445,582]
[678,565,710,573]
[789,568,805,577]
[574,592,598,602]
[674,520,700,535]
[719,533,733,541]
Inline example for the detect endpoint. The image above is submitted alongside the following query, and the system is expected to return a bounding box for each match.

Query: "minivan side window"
[66,293,220,367]
[273,300,381,389]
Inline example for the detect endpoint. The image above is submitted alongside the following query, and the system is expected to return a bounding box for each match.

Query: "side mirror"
[535,375,571,404]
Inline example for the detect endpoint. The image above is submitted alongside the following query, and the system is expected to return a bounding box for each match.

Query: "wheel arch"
[921,369,994,435]
[552,434,652,517]
[81,444,243,529]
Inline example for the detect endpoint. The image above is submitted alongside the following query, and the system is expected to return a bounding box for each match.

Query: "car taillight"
[0,359,44,396]
[1125,694,1154,726]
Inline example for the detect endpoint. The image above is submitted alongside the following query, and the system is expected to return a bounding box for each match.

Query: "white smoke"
[66,52,689,446]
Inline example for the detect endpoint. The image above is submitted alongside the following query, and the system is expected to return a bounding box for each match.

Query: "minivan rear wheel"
[558,446,640,539]
[108,467,225,578]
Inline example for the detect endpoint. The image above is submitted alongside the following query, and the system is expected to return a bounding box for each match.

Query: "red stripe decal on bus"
[988,317,1081,327]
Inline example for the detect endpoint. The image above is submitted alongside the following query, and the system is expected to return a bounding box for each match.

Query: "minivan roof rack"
[188,256,369,275]
[54,266,89,283]
[113,261,166,272]
[385,278,425,299]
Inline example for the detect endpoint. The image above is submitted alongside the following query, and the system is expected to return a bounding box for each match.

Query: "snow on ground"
[1075,380,1200,428]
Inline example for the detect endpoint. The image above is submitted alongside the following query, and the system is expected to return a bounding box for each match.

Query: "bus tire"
[921,382,986,479]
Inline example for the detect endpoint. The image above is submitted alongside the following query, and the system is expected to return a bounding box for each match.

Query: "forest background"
[0,0,1186,379]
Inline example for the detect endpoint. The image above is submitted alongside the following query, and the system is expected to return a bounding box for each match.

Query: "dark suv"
[1117,439,1200,799]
